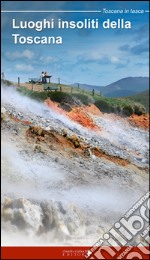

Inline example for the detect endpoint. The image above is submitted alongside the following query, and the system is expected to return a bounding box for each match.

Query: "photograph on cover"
[1,1,149,256]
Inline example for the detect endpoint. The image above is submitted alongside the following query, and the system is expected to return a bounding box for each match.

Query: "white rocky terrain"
[1,83,149,246]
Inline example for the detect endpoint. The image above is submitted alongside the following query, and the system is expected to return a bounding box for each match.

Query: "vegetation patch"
[94,96,147,116]
[17,87,92,107]
[16,85,147,117]
[125,90,149,112]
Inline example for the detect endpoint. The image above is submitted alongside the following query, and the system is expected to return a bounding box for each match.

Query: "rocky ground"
[1,84,149,246]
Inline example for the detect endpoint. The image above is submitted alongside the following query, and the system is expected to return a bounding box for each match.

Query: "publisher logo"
[85,191,149,259]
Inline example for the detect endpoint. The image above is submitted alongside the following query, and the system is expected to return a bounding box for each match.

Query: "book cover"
[1,1,149,259]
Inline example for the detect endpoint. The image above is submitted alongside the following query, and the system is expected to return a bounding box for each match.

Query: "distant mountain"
[73,77,149,98]
[102,77,149,97]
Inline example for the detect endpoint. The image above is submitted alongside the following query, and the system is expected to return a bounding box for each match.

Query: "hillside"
[102,77,149,97]
[1,79,148,117]
[15,85,147,117]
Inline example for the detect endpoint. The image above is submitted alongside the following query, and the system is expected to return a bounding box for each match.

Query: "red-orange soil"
[129,114,149,130]
[45,99,101,131]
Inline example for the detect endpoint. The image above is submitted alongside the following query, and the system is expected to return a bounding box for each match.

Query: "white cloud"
[15,64,34,72]
[110,56,120,64]
[22,50,35,59]
[85,51,103,61]
[5,50,35,60]
[39,56,60,64]
[78,50,130,68]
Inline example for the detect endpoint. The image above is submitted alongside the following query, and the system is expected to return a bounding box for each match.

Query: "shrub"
[94,100,115,113]
[49,92,93,106]
[122,105,134,116]
[133,103,147,116]
[72,93,92,106]
[48,92,74,104]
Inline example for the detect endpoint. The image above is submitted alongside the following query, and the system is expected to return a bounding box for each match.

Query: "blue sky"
[1,1,149,86]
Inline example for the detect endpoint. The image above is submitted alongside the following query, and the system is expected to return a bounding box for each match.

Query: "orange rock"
[82,104,102,116]
[45,98,65,115]
[129,114,149,130]
[67,107,100,131]
[45,98,100,131]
